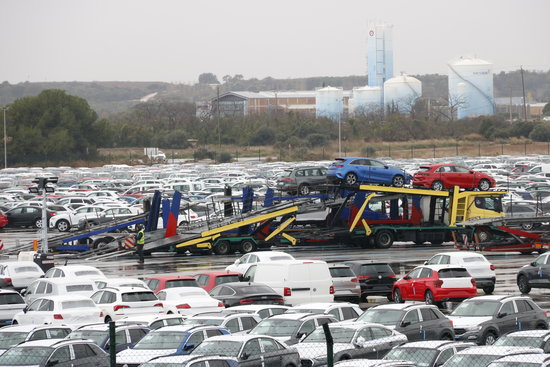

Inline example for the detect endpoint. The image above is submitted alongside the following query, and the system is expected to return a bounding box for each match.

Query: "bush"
[529,123,550,141]
[306,133,328,147]
[217,152,233,163]
[194,148,214,160]
[361,146,377,156]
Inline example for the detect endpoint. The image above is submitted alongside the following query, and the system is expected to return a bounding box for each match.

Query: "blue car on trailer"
[327,157,411,187]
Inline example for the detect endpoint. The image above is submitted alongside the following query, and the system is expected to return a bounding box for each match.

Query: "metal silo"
[316,86,344,121]
[448,57,495,119]
[352,86,382,116]
[367,24,394,87]
[383,75,422,114]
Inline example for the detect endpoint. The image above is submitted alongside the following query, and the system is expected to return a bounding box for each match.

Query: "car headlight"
[465,325,482,332]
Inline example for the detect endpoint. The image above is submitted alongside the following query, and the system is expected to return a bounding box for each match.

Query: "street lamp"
[2,106,7,169]
[208,84,222,156]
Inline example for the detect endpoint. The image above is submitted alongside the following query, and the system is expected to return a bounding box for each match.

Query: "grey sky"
[2,0,549,84]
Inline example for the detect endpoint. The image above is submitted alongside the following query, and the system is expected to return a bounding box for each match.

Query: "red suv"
[392,265,477,306]
[413,164,495,191]
[144,275,200,293]
[193,271,241,292]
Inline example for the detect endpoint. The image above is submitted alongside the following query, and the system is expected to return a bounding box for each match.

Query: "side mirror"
[296,332,304,340]
[403,275,410,280]
[401,321,410,327]
[238,275,249,282]
[241,352,249,360]
[22,306,28,314]
[20,288,27,296]
[183,343,195,351]
[469,170,474,174]
[423,261,428,265]
[531,262,537,266]
[497,312,507,318]
[384,165,389,169]
[46,360,58,367]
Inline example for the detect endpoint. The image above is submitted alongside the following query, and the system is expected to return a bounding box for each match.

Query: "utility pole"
[520,66,528,121]
[2,106,7,169]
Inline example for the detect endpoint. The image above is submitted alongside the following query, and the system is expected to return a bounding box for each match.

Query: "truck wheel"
[240,240,256,254]
[56,219,70,232]
[375,230,394,249]
[214,241,230,255]
[476,229,492,243]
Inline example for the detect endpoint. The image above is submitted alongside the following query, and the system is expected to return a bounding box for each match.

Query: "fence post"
[109,321,116,367]
[323,323,334,367]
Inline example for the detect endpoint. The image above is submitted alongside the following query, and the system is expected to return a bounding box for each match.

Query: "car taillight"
[336,165,344,168]
[49,212,56,217]
[284,287,291,296]
[275,297,284,303]
[389,274,396,278]
[113,305,130,312]
[217,302,225,307]
[53,314,63,320]
[3,278,11,284]
[449,319,453,327]
[239,299,253,304]
[351,278,358,283]
[357,275,371,281]
[490,264,495,271]
[283,178,292,182]
[471,279,476,287]
[434,280,443,287]
[176,304,191,309]
[100,312,104,318]
[329,286,334,294]
[154,303,163,308]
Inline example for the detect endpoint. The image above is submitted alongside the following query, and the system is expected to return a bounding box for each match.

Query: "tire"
[521,223,534,231]
[56,219,70,232]
[439,332,453,340]
[374,230,394,249]
[414,241,425,246]
[392,175,405,188]
[518,275,531,294]
[536,323,548,330]
[93,239,109,250]
[240,240,256,254]
[214,241,230,255]
[344,172,358,186]
[298,184,311,195]
[478,179,491,191]
[425,290,436,305]
[481,331,497,346]
[431,180,444,191]
[393,288,403,303]
[34,218,42,229]
[476,229,492,243]
[483,285,495,295]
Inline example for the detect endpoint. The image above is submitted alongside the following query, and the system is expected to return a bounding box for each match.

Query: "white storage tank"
[352,86,382,116]
[316,86,344,120]
[448,57,495,119]
[383,75,422,114]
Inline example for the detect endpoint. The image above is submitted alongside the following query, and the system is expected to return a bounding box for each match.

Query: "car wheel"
[425,290,436,305]
[440,332,453,340]
[431,180,444,191]
[521,223,534,231]
[374,230,394,249]
[518,275,531,294]
[56,219,70,232]
[34,218,43,229]
[478,179,491,191]
[344,172,358,186]
[392,175,405,188]
[298,184,311,195]
[393,288,403,303]
[240,240,256,254]
[536,323,548,330]
[476,229,492,243]
[214,241,230,255]
[482,331,497,345]
[483,285,495,295]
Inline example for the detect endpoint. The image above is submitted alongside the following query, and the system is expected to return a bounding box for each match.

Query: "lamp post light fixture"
[29,177,58,253]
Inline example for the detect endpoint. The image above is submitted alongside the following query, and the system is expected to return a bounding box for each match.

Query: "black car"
[356,303,455,341]
[66,323,150,353]
[383,340,474,367]
[209,282,284,308]
[344,261,396,301]
[449,295,549,345]
[5,206,54,228]
[517,253,550,294]
[494,329,550,352]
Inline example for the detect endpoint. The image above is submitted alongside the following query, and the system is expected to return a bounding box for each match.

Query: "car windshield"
[494,336,542,348]
[303,327,355,343]
[0,332,28,349]
[121,292,157,302]
[383,347,438,367]
[0,346,52,365]
[249,319,301,336]
[183,318,222,326]
[329,267,355,277]
[488,363,540,367]
[451,301,500,316]
[166,279,198,288]
[443,354,499,367]
[67,330,107,345]
[356,309,403,325]
[133,331,184,350]
[215,275,240,285]
[192,340,241,357]
[286,308,323,315]
[235,285,274,294]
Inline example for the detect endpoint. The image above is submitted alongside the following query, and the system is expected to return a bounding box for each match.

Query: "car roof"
[244,251,293,258]
[269,313,324,320]
[493,354,550,363]
[418,264,470,271]
[0,325,71,333]
[370,303,437,311]
[200,334,261,342]
[394,340,473,349]
[291,303,355,309]
[433,252,488,259]
[225,305,289,312]
[32,295,96,302]
[194,271,241,276]
[145,275,196,280]
[456,346,542,355]
[503,330,550,338]
[75,323,146,331]
[465,295,523,302]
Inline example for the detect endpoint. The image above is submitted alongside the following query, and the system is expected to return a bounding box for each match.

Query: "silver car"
[329,264,361,303]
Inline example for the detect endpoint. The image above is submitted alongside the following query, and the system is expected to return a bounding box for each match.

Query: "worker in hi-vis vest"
[136,224,145,264]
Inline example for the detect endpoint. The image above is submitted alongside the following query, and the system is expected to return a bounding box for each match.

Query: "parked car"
[295,322,408,366]
[335,361,416,367]
[182,313,261,334]
[356,303,455,341]
[0,290,26,326]
[66,323,149,353]
[441,345,543,367]
[23,277,98,303]
[96,277,149,289]
[494,330,550,352]
[0,261,44,290]
[144,275,200,293]
[275,166,328,195]
[225,251,295,274]
[344,261,396,301]
[223,304,289,320]
[248,312,336,345]
[327,157,411,187]
[4,206,54,228]
[188,334,301,366]
[424,251,496,294]
[0,339,109,367]
[115,325,230,366]
[193,271,241,292]
[90,286,163,322]
[286,302,362,322]
[392,265,477,305]
[328,263,362,303]
[117,314,185,330]
[412,164,496,191]
[13,295,104,325]
[504,202,544,230]
[449,295,549,345]
[209,282,284,308]
[140,355,239,367]
[487,353,550,367]
[44,264,106,282]
[157,287,224,315]
[517,252,550,294]
[48,204,105,231]
[383,340,474,367]
[0,325,72,355]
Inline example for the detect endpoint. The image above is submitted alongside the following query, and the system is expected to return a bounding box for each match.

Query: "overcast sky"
[1,0,548,84]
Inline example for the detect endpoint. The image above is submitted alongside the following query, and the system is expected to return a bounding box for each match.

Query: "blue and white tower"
[367,24,394,88]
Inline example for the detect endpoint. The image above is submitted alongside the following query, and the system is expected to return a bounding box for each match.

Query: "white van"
[528,164,550,176]
[242,260,334,306]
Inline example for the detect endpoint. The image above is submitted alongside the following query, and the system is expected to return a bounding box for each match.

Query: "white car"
[182,313,261,334]
[24,277,99,304]
[157,288,224,316]
[44,265,107,282]
[0,290,26,325]
[0,261,44,289]
[286,302,362,322]
[117,314,185,330]
[90,286,164,322]
[225,251,295,274]
[425,251,496,294]
[13,295,104,325]
[48,205,107,232]
[96,277,149,289]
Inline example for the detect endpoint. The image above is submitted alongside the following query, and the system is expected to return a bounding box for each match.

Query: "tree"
[198,73,219,84]
[543,102,550,116]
